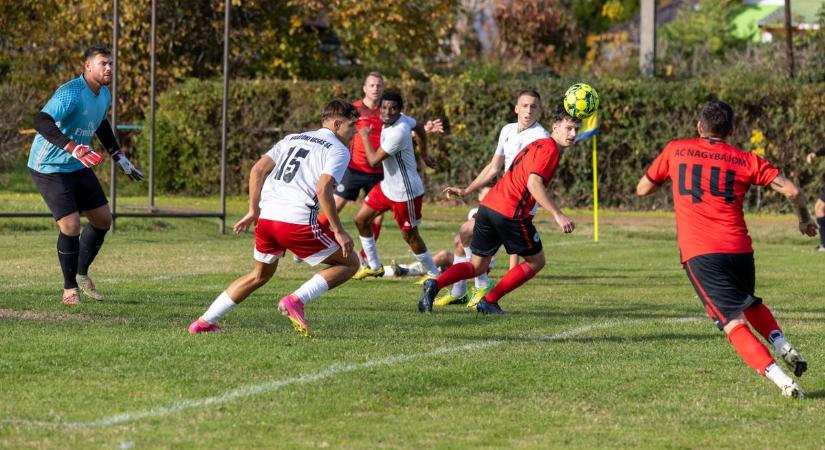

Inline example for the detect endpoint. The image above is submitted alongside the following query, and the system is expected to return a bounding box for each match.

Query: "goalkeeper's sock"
[485,262,535,303]
[293,274,329,305]
[450,255,468,297]
[77,224,108,275]
[726,323,774,376]
[818,216,825,247]
[202,291,236,324]
[743,303,785,351]
[435,262,475,291]
[358,235,381,270]
[57,232,80,289]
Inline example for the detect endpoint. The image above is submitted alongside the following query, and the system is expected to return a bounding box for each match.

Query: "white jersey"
[379,114,425,202]
[495,122,550,170]
[259,128,350,224]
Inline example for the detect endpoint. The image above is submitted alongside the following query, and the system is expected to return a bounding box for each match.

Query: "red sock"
[436,262,475,291]
[743,303,782,342]
[726,323,775,375]
[485,262,536,303]
[372,220,382,242]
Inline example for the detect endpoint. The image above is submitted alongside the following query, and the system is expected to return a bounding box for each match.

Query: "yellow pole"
[592,135,599,242]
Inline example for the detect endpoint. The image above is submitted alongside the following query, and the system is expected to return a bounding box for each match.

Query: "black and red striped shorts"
[683,253,762,329]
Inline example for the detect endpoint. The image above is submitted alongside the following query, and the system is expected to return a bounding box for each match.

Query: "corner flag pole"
[592,135,599,242]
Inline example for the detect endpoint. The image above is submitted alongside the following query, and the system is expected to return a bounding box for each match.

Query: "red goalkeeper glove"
[65,141,103,168]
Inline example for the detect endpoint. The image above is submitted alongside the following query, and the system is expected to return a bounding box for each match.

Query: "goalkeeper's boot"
[352,266,385,280]
[476,299,505,315]
[418,279,438,313]
[61,288,81,306]
[76,275,104,300]
[433,291,469,306]
[188,319,222,334]
[278,294,313,337]
[467,284,492,309]
[779,342,808,377]
[780,381,805,399]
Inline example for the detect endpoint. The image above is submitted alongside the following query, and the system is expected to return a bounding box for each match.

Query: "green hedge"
[137,74,825,211]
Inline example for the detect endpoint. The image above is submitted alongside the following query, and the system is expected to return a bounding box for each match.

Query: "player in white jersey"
[433,90,552,307]
[350,91,442,281]
[189,100,360,337]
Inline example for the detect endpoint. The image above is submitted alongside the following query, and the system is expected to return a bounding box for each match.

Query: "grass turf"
[1,193,823,449]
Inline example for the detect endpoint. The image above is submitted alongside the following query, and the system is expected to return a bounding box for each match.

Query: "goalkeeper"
[27,45,143,306]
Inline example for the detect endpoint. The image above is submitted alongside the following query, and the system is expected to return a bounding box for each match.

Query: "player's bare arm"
[411,122,436,168]
[635,174,660,197]
[317,173,354,257]
[527,173,574,233]
[234,156,275,234]
[769,174,818,236]
[357,126,390,168]
[445,154,505,199]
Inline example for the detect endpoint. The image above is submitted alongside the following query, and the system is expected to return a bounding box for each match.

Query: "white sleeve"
[323,146,351,183]
[400,114,417,129]
[494,127,507,157]
[381,126,405,156]
[264,137,286,161]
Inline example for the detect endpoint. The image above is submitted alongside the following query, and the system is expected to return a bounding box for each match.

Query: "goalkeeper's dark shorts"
[30,168,108,220]
[683,253,762,330]
[818,187,825,202]
[335,168,383,201]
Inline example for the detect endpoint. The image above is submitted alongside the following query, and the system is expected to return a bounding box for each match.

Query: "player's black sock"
[77,224,108,275]
[817,216,825,248]
[57,232,80,289]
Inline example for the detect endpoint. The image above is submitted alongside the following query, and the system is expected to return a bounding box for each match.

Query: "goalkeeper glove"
[112,150,144,181]
[65,141,103,168]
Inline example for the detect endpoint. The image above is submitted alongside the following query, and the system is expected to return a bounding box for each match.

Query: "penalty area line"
[2,316,700,429]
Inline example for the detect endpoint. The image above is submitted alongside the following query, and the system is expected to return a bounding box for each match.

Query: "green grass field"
[1,193,823,449]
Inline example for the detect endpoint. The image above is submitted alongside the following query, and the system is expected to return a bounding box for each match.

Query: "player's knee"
[58,218,82,236]
[401,229,415,243]
[459,221,473,243]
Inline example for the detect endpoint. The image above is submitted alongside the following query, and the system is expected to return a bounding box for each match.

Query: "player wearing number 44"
[636,100,819,399]
[189,100,361,337]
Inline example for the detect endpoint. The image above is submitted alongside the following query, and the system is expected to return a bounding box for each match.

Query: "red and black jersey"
[645,137,779,262]
[348,99,383,174]
[481,137,560,220]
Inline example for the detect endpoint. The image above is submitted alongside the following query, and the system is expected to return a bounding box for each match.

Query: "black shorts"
[470,205,543,257]
[684,253,762,330]
[818,187,825,202]
[335,168,383,201]
[30,168,108,220]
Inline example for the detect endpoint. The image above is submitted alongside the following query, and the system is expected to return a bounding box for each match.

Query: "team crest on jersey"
[533,233,540,243]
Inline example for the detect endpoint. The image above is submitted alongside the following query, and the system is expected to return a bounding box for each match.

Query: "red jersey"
[645,138,779,263]
[481,138,560,220]
[349,99,383,174]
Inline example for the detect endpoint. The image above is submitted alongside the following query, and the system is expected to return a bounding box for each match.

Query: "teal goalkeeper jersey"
[28,75,111,174]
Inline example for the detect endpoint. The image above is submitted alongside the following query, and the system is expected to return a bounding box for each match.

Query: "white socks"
[359,235,382,270]
[764,363,794,388]
[450,255,468,297]
[201,291,236,324]
[293,274,329,305]
[415,251,439,276]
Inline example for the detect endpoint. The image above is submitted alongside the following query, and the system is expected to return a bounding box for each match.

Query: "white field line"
[3,316,701,429]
